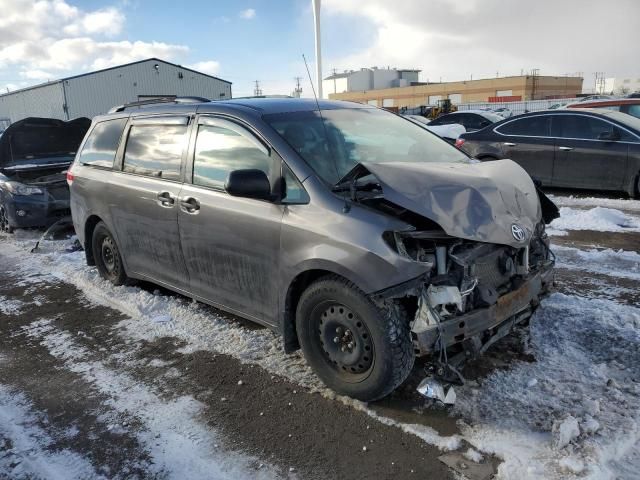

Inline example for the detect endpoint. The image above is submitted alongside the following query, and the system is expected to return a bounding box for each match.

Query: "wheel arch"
[83,214,103,266]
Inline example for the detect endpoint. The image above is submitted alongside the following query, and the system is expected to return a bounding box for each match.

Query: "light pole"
[312,0,323,98]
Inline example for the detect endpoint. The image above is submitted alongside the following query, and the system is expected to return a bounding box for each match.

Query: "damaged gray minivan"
[69,98,558,401]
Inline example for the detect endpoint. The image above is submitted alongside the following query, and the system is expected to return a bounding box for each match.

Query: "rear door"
[178,116,284,325]
[550,114,629,189]
[494,115,554,184]
[109,115,191,290]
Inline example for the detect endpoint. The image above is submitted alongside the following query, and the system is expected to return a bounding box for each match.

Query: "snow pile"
[22,318,280,480]
[549,207,640,235]
[0,385,101,480]
[456,294,640,479]
[553,245,640,281]
[548,195,640,213]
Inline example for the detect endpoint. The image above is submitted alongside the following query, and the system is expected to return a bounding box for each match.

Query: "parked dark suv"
[457,109,640,197]
[69,98,557,400]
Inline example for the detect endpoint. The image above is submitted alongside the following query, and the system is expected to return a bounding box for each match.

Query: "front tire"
[296,276,414,401]
[92,222,128,285]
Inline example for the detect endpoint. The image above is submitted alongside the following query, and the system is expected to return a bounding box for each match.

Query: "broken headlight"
[383,230,438,266]
[5,181,43,196]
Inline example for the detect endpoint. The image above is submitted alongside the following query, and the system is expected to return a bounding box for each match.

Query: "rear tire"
[296,276,414,401]
[0,205,13,234]
[92,222,128,286]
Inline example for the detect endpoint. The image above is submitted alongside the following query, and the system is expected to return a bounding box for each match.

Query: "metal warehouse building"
[0,58,232,123]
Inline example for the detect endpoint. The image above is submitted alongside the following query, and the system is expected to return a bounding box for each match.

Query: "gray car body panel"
[70,98,547,339]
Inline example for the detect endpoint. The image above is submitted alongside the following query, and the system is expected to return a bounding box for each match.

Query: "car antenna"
[302,54,350,213]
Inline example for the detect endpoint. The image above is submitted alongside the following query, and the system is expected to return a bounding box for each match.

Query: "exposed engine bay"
[340,160,558,363]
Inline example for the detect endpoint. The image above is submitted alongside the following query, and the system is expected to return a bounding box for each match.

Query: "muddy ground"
[1,191,639,479]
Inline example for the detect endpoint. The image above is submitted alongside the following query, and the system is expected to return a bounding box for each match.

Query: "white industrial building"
[603,76,640,95]
[0,58,232,123]
[323,67,421,98]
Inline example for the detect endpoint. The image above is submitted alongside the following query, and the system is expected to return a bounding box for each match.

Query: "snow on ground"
[456,294,640,479]
[548,195,640,213]
[2,233,640,479]
[0,295,24,315]
[0,237,464,454]
[20,318,280,480]
[548,207,640,235]
[553,245,640,281]
[0,385,102,480]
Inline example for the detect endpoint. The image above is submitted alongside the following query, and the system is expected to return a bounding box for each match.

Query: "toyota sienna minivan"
[69,97,557,401]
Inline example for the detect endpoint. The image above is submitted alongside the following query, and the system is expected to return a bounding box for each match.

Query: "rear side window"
[78,118,127,168]
[193,123,272,189]
[123,125,187,181]
[625,105,640,119]
[496,116,551,136]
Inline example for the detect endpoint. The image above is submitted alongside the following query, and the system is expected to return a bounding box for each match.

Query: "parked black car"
[428,110,504,132]
[457,109,640,197]
[0,117,90,232]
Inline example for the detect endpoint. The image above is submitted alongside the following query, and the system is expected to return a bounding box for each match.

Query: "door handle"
[180,196,200,214]
[558,146,573,151]
[157,191,176,207]
[503,142,517,147]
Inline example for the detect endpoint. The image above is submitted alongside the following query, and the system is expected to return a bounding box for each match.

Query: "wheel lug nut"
[336,327,343,334]
[348,342,355,349]
[333,336,340,344]
[341,345,347,352]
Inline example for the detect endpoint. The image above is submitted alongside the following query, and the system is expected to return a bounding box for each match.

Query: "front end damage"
[345,159,559,379]
[373,223,554,375]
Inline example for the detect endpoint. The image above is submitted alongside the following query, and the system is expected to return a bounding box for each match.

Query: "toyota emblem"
[511,224,526,242]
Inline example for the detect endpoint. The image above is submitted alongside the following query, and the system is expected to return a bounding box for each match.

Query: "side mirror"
[598,130,620,141]
[225,169,273,201]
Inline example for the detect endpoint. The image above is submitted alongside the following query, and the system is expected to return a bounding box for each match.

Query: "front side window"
[78,118,127,168]
[551,115,614,140]
[497,116,551,136]
[123,124,187,180]
[265,108,468,185]
[193,123,273,189]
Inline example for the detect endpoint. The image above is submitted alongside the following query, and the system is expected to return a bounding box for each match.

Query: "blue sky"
[1,0,638,97]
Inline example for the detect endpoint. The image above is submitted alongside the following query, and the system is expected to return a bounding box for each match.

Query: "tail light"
[66,169,75,186]
[455,138,465,148]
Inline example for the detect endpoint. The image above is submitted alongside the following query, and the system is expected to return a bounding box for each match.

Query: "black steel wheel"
[316,302,374,381]
[91,222,128,285]
[296,275,414,401]
[0,205,14,234]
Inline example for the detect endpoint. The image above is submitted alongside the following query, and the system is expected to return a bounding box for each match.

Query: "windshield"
[264,107,468,184]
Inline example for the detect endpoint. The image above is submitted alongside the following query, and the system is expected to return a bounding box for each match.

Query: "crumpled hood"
[363,159,543,247]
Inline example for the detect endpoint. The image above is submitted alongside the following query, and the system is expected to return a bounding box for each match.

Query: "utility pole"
[312,0,323,98]
[253,80,263,97]
[331,68,337,95]
[293,77,303,98]
[530,68,539,100]
[593,72,605,94]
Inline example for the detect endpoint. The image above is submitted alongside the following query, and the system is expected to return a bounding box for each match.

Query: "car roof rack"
[108,96,211,113]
